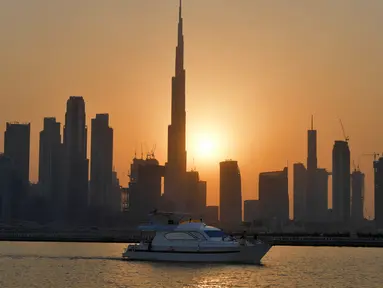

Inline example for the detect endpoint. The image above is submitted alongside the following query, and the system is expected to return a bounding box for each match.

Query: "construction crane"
[352,160,359,172]
[355,153,380,171]
[359,153,380,162]
[339,119,349,142]
[146,144,157,159]
[191,157,197,172]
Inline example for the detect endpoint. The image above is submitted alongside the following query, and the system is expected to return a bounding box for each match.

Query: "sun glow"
[189,131,225,165]
[197,136,214,158]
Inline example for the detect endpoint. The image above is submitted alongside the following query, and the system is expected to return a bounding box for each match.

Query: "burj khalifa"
[164,0,187,210]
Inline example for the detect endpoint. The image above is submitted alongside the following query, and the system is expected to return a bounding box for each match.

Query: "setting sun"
[188,130,227,165]
[197,136,214,158]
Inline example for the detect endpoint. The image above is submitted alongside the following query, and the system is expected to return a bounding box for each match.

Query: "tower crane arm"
[339,119,349,142]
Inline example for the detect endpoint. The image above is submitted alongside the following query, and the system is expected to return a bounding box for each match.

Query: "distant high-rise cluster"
[243,116,383,233]
[0,97,121,226]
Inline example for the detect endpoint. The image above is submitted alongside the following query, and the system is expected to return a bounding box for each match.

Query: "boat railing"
[179,219,205,224]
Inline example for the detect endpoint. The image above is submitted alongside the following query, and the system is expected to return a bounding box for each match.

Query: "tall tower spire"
[311,115,314,130]
[307,116,317,170]
[306,114,318,222]
[179,0,182,19]
[165,0,187,209]
[175,0,184,75]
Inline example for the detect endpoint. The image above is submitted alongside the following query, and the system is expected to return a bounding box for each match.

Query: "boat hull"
[122,244,271,264]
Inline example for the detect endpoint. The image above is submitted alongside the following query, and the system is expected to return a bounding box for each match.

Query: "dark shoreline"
[1,234,383,247]
[0,233,141,244]
[257,236,383,247]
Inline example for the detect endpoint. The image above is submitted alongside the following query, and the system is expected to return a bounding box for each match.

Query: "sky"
[1,0,383,219]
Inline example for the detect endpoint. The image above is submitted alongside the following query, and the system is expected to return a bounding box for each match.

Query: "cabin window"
[204,230,226,238]
[190,232,206,240]
[165,232,196,240]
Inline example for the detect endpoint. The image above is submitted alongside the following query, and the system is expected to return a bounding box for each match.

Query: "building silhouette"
[164,0,187,211]
[185,171,207,217]
[38,118,62,214]
[63,96,89,224]
[351,169,365,227]
[0,154,23,222]
[219,160,242,228]
[0,154,12,221]
[315,168,329,222]
[110,171,122,214]
[4,122,30,187]
[293,163,306,222]
[184,171,206,217]
[121,187,129,212]
[332,140,351,223]
[128,155,165,222]
[259,167,289,225]
[90,114,113,218]
[306,117,318,222]
[198,181,207,215]
[244,200,261,224]
[374,157,383,228]
[185,171,199,214]
[204,205,219,226]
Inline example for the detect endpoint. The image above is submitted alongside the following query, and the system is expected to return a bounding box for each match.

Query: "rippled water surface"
[0,242,382,287]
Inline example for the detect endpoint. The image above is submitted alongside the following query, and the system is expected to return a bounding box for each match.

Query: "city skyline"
[1,0,383,218]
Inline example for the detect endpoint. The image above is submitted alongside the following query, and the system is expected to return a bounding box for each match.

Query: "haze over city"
[1,0,383,218]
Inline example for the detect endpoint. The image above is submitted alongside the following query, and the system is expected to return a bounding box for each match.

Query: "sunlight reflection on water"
[0,242,382,288]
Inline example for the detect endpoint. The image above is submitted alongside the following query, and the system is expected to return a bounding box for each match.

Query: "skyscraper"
[185,171,200,215]
[351,169,365,226]
[316,168,329,222]
[39,118,62,205]
[374,157,383,228]
[293,163,306,222]
[185,171,206,217]
[0,154,23,222]
[90,114,113,214]
[306,117,318,222]
[307,117,317,171]
[128,156,165,222]
[332,140,351,223]
[197,181,207,215]
[110,170,122,214]
[164,0,187,210]
[63,96,89,224]
[204,206,219,226]
[259,167,289,224]
[244,200,261,223]
[4,122,30,186]
[219,160,242,227]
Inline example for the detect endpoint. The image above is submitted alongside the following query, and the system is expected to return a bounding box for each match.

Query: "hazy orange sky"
[1,0,383,219]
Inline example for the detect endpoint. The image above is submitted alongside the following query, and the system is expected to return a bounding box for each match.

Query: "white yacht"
[122,212,271,264]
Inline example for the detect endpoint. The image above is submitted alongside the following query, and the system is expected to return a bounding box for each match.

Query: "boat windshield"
[204,230,226,238]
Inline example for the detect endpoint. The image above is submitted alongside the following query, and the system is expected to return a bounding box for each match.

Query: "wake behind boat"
[122,211,271,264]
